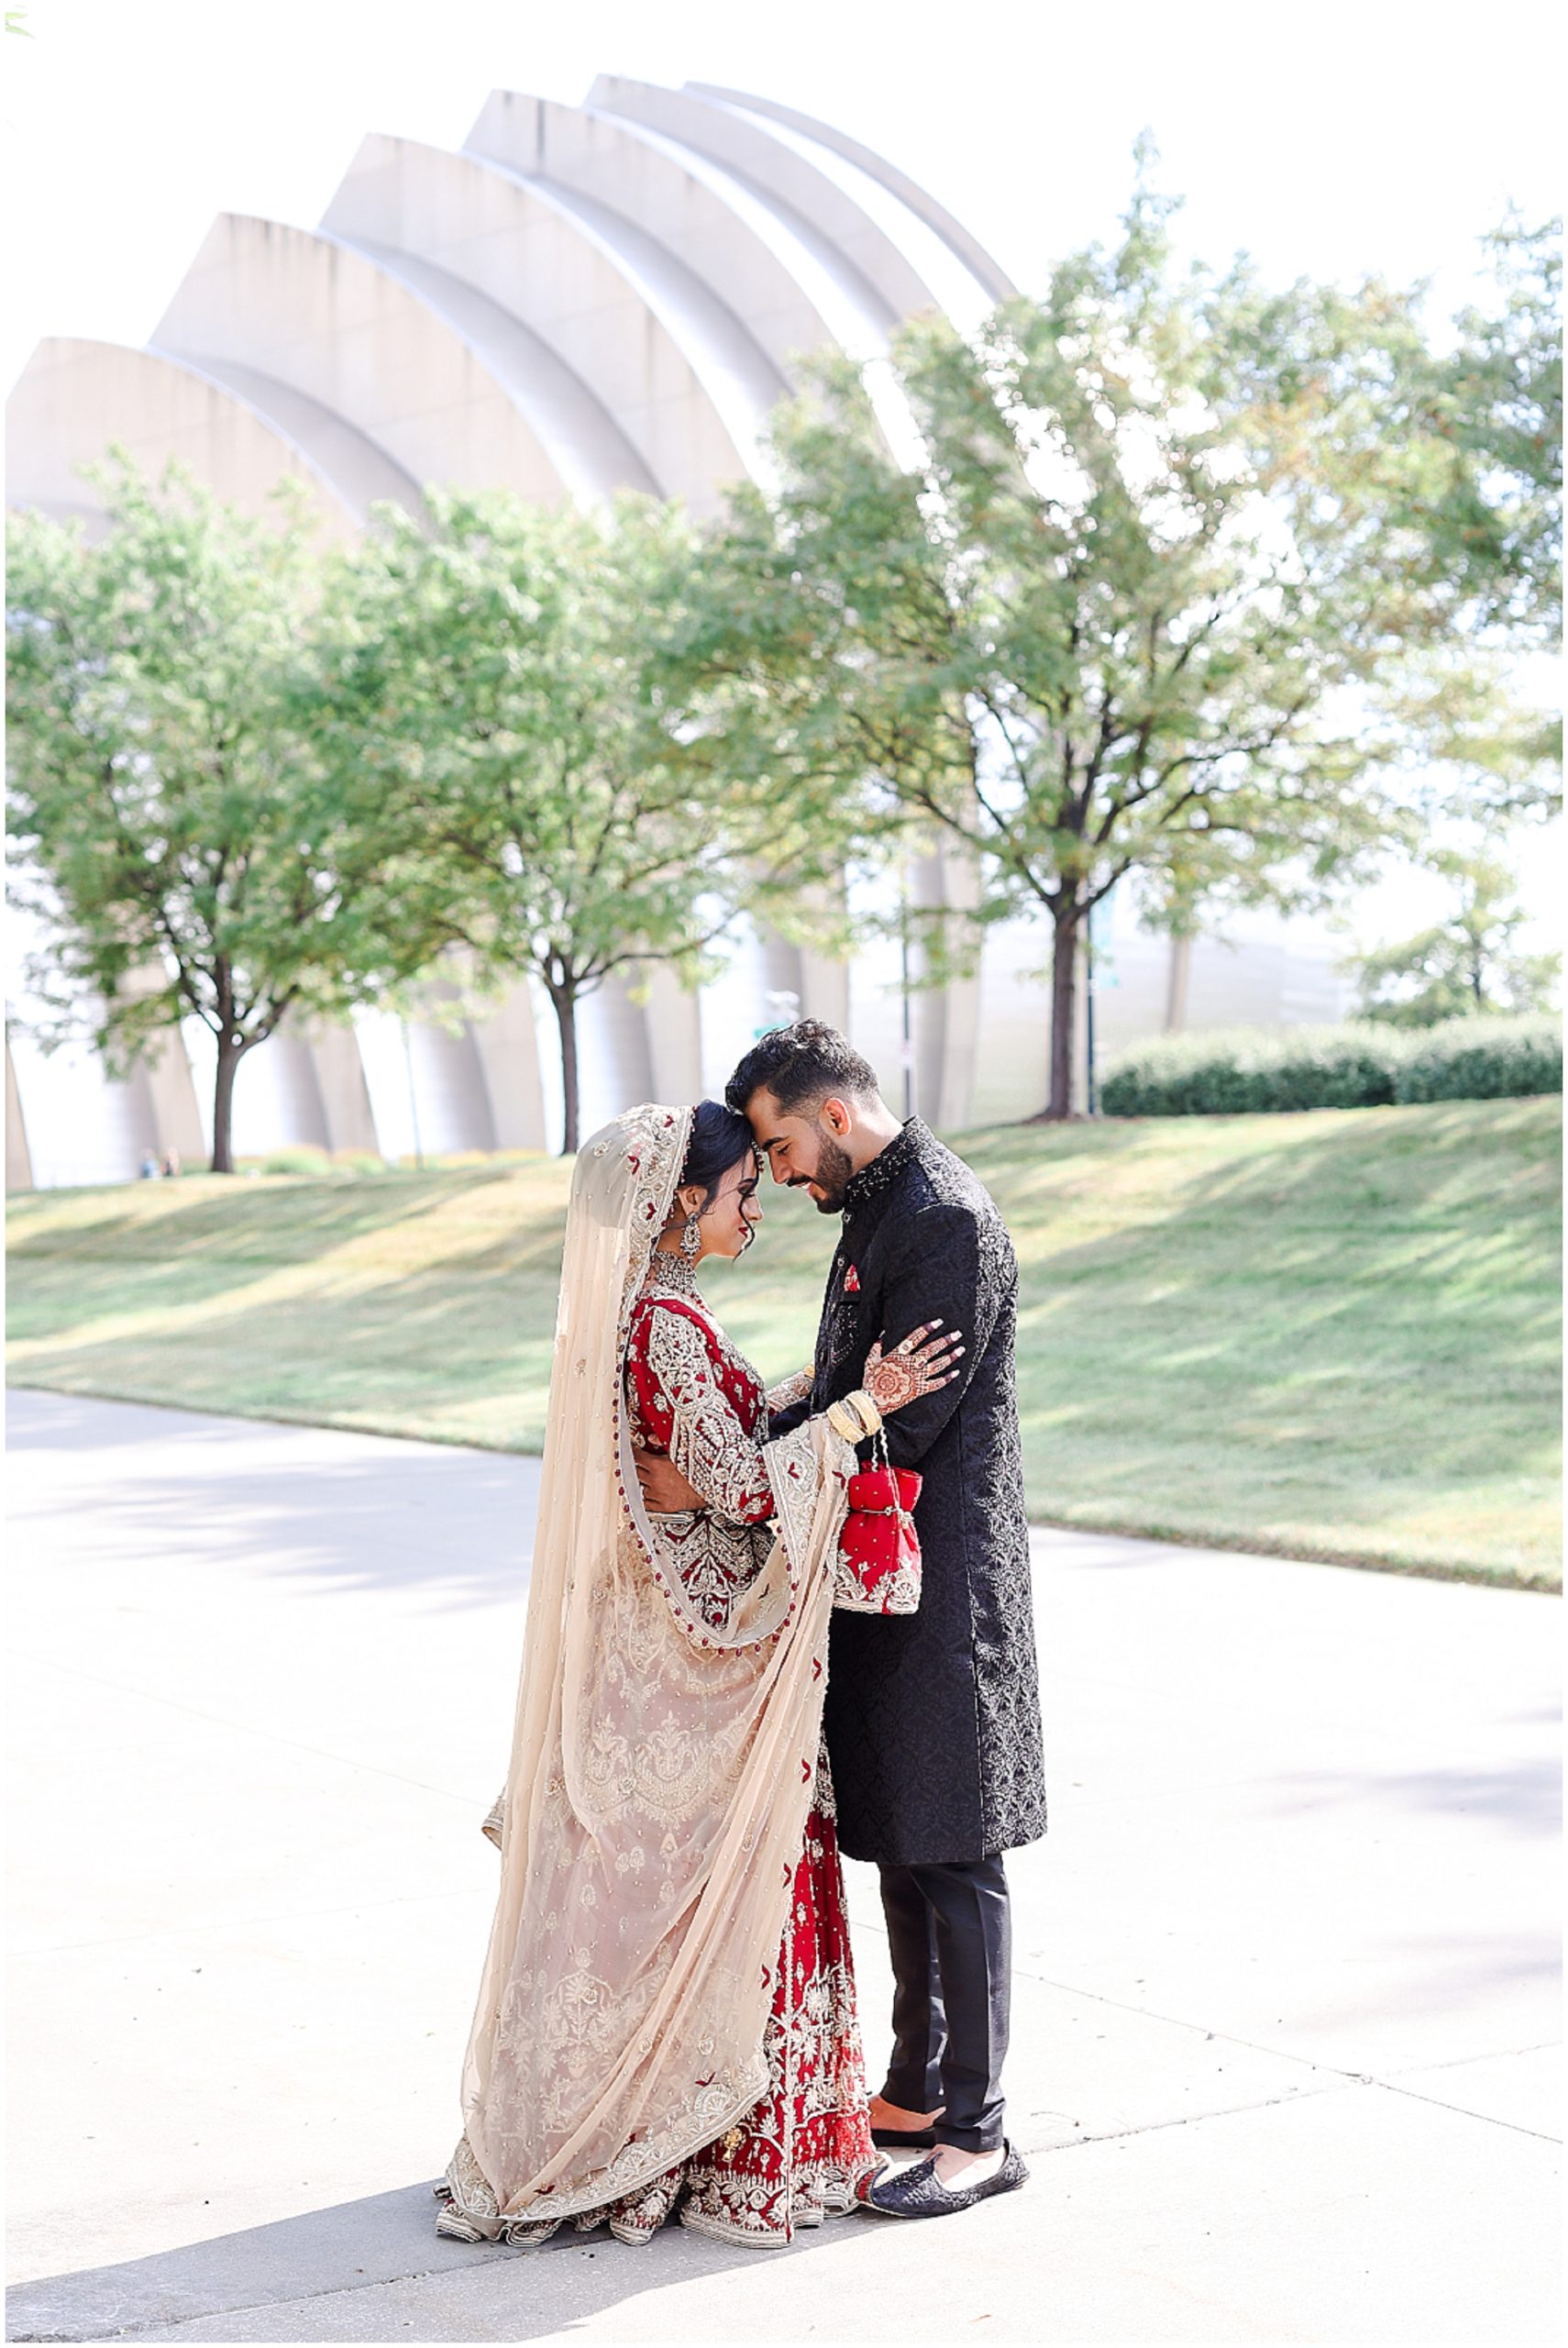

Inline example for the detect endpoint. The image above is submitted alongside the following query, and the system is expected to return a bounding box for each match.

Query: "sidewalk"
[6,1390,1560,2345]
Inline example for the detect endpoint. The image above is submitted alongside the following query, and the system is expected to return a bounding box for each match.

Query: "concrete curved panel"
[6,1037,34,1191]
[5,338,359,540]
[465,92,832,389]
[493,172,781,492]
[333,237,665,507]
[468,981,547,1152]
[686,84,1020,307]
[146,351,422,520]
[227,1027,333,1157]
[402,1013,499,1158]
[322,137,742,507]
[300,1020,382,1156]
[685,95,999,338]
[588,76,940,338]
[576,972,657,1141]
[152,216,572,504]
[6,1026,163,1189]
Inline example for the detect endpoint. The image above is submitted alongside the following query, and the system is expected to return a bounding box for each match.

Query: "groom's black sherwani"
[780,1118,1046,1868]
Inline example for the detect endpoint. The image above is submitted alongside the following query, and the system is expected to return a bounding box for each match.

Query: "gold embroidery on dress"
[439,1106,858,2248]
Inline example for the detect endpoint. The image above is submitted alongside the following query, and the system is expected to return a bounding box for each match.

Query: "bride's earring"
[680,1213,702,1258]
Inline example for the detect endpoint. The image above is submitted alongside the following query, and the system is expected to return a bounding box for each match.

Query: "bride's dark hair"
[680,1100,757,1209]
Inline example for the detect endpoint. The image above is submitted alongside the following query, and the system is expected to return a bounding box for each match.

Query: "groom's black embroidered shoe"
[861,2142,1028,2218]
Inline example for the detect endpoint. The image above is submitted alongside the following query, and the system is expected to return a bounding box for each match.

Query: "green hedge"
[1397,1016,1563,1103]
[256,1146,335,1176]
[1100,1014,1562,1116]
[243,1146,390,1178]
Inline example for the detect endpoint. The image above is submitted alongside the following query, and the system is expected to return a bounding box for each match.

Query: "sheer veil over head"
[447,1103,850,2233]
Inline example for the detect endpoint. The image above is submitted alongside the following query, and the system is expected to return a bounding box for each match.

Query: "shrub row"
[1099,1014,1562,1116]
[246,1146,389,1178]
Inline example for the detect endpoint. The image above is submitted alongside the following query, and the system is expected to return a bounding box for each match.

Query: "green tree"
[697,164,1556,1116]
[1350,846,1560,1026]
[1416,216,1561,645]
[308,492,848,1152]
[6,460,441,1172]
[1354,214,1562,837]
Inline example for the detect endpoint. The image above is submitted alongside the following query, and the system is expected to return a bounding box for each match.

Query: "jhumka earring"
[681,1213,702,1258]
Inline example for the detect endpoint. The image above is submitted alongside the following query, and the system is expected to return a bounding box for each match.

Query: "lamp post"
[899,857,914,1119]
[1085,889,1118,1117]
[1085,911,1098,1118]
[760,988,800,1041]
[400,1018,425,1171]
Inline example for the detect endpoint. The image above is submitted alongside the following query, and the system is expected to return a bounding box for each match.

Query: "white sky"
[6,0,1562,390]
[3,0,1562,949]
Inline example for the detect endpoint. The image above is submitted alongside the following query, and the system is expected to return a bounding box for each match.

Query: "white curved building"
[5,76,1351,1187]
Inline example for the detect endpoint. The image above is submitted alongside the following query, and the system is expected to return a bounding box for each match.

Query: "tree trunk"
[1043,900,1080,1120]
[211,1038,243,1173]
[551,988,580,1157]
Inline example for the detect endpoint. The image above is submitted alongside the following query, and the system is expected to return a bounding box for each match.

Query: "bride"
[435,1099,958,2251]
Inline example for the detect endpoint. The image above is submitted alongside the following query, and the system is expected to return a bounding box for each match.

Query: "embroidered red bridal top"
[624,1273,797,1634]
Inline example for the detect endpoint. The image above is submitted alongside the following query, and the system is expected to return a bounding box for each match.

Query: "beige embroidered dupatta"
[443,1103,852,2234]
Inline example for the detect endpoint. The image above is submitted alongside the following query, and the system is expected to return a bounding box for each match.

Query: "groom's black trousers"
[878,1856,1010,2152]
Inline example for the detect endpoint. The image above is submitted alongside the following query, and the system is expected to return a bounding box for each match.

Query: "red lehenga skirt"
[442,1779,876,2253]
[663,1792,876,2248]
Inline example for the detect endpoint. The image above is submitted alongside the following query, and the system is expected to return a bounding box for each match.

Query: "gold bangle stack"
[849,1389,884,1438]
[826,1389,883,1443]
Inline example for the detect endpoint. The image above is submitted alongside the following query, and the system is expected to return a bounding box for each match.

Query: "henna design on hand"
[863,1320,966,1416]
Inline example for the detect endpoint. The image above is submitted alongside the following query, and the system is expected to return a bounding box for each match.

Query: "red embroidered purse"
[834,1429,922,1615]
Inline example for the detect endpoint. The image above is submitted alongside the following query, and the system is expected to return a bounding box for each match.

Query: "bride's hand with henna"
[863,1322,965,1416]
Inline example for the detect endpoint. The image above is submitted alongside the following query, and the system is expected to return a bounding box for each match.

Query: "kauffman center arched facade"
[6,75,1351,1187]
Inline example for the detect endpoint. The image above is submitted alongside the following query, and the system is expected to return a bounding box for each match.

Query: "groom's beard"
[791,1132,854,1214]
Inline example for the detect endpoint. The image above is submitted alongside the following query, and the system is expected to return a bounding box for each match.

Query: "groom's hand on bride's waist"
[635,1451,705,1513]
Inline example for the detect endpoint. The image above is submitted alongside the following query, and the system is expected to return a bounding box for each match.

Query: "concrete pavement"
[6,1390,1561,2344]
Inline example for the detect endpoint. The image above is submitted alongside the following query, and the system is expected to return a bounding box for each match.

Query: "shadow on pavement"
[6,2177,878,2344]
[5,1392,248,1453]
[7,1393,540,1610]
[1266,1755,1562,1834]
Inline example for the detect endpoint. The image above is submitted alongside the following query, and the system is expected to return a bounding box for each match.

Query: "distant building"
[5,75,1353,1185]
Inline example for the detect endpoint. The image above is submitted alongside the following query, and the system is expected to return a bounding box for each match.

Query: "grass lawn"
[6,1097,1560,1589]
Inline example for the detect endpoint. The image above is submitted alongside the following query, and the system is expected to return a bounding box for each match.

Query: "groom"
[638,1021,1046,2218]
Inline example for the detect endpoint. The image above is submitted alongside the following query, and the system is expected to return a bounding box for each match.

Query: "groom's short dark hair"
[726,1020,881,1118]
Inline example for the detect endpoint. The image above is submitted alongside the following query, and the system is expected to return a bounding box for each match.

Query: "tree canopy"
[1349,844,1560,1027]
[692,170,1560,1113]
[305,491,852,1150]
[6,461,451,1170]
[1415,215,1561,646]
